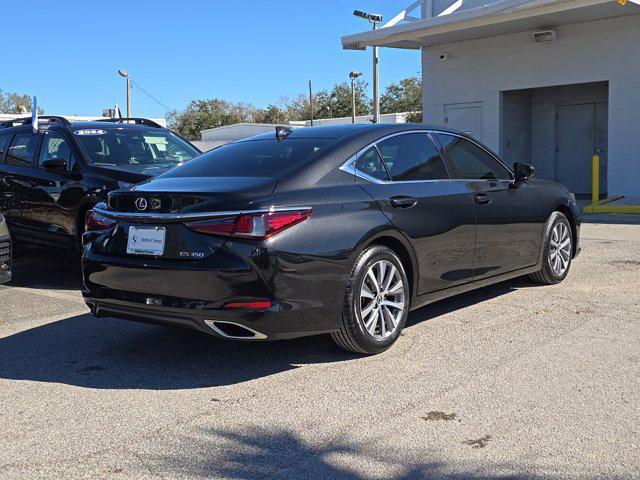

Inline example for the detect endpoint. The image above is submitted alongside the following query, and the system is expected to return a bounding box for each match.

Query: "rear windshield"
[75,128,199,167]
[160,138,330,178]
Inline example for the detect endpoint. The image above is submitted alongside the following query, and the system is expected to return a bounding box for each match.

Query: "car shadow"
[8,245,82,291]
[0,276,532,390]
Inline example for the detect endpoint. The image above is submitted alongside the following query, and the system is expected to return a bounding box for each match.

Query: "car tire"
[331,245,410,355]
[529,211,573,285]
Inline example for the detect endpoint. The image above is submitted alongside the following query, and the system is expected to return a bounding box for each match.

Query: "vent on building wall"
[532,29,557,44]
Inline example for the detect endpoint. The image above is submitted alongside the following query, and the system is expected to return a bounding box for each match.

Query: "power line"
[130,79,174,112]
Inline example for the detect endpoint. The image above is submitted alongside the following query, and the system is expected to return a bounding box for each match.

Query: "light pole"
[353,10,382,123]
[349,71,363,124]
[118,69,131,118]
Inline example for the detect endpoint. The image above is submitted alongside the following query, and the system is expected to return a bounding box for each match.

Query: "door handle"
[390,196,418,209]
[474,193,493,205]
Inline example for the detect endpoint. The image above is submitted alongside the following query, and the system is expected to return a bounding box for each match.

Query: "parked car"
[0,210,11,284]
[82,124,580,354]
[0,116,200,251]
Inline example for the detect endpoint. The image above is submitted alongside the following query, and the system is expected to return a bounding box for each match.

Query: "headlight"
[117,181,133,190]
[569,192,576,202]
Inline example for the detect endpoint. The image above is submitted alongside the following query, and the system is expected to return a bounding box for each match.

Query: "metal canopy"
[341,0,640,49]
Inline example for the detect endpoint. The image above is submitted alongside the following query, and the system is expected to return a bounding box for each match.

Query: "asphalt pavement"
[0,217,638,479]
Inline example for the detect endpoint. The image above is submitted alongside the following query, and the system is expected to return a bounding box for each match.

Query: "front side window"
[354,147,389,181]
[0,133,12,162]
[377,133,449,181]
[6,132,37,167]
[75,128,199,167]
[436,133,511,181]
[38,131,72,167]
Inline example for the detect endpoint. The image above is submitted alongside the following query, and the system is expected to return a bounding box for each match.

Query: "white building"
[198,113,416,151]
[342,0,640,197]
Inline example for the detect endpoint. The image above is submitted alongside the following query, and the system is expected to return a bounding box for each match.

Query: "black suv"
[0,116,200,250]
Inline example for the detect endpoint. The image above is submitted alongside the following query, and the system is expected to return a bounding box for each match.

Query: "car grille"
[0,238,11,273]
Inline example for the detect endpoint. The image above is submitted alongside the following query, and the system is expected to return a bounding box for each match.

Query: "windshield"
[160,138,330,178]
[75,128,199,167]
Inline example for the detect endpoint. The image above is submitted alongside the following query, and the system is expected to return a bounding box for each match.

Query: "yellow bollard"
[592,153,600,204]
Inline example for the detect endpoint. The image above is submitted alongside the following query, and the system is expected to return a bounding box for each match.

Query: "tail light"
[85,210,116,231]
[186,208,312,239]
[223,301,272,310]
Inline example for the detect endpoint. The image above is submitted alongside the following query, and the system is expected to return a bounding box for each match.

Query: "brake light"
[186,209,312,239]
[223,301,272,310]
[85,210,116,231]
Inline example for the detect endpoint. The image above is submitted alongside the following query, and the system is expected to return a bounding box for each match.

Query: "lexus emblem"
[134,198,148,211]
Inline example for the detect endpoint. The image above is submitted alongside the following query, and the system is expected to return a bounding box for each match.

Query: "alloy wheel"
[358,260,406,340]
[548,222,571,276]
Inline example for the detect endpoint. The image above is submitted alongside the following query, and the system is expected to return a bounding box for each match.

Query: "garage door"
[556,102,608,195]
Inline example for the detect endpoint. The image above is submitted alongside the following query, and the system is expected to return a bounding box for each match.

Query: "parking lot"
[0,217,638,479]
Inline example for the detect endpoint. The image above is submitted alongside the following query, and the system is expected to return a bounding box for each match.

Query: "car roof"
[239,123,460,142]
[68,121,162,130]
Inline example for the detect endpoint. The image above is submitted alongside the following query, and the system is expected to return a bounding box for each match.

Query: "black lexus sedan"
[0,116,200,251]
[82,124,580,354]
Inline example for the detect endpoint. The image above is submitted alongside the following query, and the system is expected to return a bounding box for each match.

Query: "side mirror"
[42,158,68,174]
[513,162,534,182]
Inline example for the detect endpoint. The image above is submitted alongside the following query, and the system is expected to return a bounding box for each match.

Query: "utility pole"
[353,11,383,124]
[349,71,363,124]
[309,80,314,126]
[118,69,131,117]
[372,23,380,124]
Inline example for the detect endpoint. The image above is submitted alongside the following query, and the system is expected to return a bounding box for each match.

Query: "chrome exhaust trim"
[204,320,268,340]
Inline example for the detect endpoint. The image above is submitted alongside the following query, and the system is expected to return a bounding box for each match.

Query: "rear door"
[0,130,41,229]
[352,131,477,295]
[435,132,544,279]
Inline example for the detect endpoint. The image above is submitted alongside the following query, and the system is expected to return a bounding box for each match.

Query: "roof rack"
[0,115,72,129]
[98,118,164,129]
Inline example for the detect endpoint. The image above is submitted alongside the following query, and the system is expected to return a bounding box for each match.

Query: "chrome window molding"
[92,205,313,222]
[340,129,514,185]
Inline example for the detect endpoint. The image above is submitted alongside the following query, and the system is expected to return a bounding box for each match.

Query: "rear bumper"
[81,242,348,341]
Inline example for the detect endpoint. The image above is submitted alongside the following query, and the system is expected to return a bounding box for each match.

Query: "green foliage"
[254,104,287,124]
[168,75,423,138]
[0,90,44,114]
[167,99,255,140]
[380,75,422,118]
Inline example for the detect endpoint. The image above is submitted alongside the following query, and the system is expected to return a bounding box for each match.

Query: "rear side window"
[161,138,329,178]
[377,133,449,181]
[436,133,511,180]
[6,132,37,167]
[0,133,12,162]
[354,147,389,181]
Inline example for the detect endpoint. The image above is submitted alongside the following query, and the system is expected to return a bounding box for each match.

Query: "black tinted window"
[7,132,37,167]
[38,131,72,167]
[162,139,329,178]
[377,133,448,181]
[354,147,389,181]
[0,133,11,161]
[436,133,511,180]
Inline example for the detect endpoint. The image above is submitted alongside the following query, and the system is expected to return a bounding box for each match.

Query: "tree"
[0,90,43,114]
[254,104,287,124]
[167,99,256,140]
[316,79,370,119]
[380,76,422,119]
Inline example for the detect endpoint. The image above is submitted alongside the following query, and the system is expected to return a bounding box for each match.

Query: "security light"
[118,69,129,78]
[349,71,363,79]
[353,10,383,23]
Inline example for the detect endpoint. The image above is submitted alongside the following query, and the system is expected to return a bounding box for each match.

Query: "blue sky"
[2,1,420,118]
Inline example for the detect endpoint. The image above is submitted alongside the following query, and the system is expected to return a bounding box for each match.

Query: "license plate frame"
[126,226,166,256]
